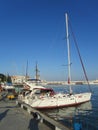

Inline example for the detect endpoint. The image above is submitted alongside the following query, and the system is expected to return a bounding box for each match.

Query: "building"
[11,75,26,84]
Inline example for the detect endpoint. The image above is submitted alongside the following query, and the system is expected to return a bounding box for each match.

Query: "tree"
[0,73,6,82]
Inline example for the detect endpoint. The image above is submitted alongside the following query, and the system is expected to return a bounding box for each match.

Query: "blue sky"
[0,0,98,81]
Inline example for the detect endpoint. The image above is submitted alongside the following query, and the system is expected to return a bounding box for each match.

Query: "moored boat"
[17,13,92,109]
[18,85,91,109]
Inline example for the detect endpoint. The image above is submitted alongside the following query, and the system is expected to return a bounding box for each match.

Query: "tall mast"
[65,13,72,94]
[25,60,28,81]
[35,62,40,82]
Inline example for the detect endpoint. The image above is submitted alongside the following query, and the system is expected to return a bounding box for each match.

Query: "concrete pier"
[0,99,51,130]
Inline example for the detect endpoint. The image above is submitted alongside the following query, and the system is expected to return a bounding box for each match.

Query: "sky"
[0,0,98,81]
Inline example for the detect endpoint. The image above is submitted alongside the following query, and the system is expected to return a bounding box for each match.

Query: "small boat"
[1,83,15,90]
[1,83,17,99]
[18,13,92,109]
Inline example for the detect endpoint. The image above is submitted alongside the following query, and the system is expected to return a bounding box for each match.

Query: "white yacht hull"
[19,92,91,109]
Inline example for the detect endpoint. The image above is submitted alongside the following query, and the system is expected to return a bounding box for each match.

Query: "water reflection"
[42,101,92,120]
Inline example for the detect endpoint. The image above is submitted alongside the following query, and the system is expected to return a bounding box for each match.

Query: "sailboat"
[24,62,43,89]
[18,13,92,109]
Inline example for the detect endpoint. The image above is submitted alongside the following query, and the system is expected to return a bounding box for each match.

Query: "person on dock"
[28,112,40,130]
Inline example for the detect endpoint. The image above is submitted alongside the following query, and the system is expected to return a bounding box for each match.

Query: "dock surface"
[0,98,51,130]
